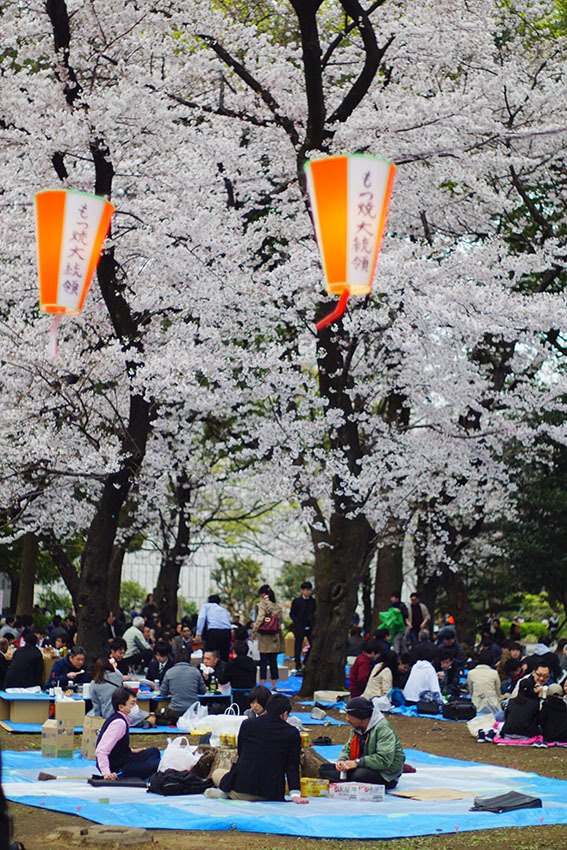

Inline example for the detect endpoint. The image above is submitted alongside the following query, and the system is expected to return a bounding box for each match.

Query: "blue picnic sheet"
[4,746,567,838]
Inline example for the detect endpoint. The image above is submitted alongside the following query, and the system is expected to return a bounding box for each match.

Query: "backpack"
[147,769,213,796]
[442,699,476,721]
[417,699,440,715]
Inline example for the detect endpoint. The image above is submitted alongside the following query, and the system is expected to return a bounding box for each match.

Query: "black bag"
[442,700,476,721]
[470,790,542,813]
[417,700,440,715]
[147,769,213,796]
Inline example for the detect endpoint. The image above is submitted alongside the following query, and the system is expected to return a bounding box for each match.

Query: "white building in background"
[121,541,286,610]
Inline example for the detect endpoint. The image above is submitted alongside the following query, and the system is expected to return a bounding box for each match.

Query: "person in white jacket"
[466,650,502,715]
[403,660,441,702]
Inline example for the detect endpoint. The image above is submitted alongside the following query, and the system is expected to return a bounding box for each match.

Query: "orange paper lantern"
[304,154,396,330]
[34,189,115,316]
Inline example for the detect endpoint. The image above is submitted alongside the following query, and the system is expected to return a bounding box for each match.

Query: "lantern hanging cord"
[47,314,62,359]
[315,290,350,331]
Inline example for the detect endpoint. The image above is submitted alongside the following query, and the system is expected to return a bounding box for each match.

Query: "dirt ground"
[4,705,567,850]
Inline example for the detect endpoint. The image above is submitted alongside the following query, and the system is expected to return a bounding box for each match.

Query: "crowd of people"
[347,594,567,744]
[1,585,566,805]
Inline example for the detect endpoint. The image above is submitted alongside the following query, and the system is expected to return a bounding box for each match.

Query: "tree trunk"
[15,532,38,616]
[107,545,126,614]
[371,540,403,632]
[154,552,184,627]
[439,564,477,648]
[153,473,192,627]
[300,512,376,695]
[421,572,440,636]
[360,563,372,634]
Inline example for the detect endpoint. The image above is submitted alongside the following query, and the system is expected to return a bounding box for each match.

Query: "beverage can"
[300,732,310,747]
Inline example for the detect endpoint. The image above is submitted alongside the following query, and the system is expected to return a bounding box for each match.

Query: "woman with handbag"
[253,585,284,690]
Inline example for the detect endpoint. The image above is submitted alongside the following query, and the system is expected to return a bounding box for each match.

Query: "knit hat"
[548,684,564,698]
[345,697,373,718]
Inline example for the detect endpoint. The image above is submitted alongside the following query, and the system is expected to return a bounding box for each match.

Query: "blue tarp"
[4,746,567,838]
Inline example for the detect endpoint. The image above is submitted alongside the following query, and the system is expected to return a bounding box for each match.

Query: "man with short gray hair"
[121,616,152,673]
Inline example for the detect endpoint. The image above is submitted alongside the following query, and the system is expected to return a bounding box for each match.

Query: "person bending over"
[319,697,405,789]
[95,686,160,780]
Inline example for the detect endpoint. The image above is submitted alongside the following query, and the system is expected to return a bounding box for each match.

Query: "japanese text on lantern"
[62,203,90,297]
[351,169,376,277]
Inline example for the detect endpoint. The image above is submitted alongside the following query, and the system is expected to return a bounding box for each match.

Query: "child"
[95,686,160,779]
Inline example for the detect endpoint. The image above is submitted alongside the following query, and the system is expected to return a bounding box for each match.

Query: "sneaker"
[476,731,486,743]
[204,787,228,799]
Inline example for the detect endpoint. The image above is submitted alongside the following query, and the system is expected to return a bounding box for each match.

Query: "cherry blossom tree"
[1,0,567,682]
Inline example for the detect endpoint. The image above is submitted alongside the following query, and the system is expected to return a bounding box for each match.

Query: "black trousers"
[205,628,231,662]
[294,627,312,668]
[319,761,398,789]
[259,652,278,680]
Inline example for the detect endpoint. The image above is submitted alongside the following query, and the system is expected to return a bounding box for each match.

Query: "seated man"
[436,629,465,670]
[47,645,88,689]
[319,697,405,789]
[200,649,227,688]
[95,686,160,780]
[156,648,206,725]
[4,632,43,689]
[146,641,174,684]
[437,649,461,701]
[206,694,308,803]
[349,640,380,698]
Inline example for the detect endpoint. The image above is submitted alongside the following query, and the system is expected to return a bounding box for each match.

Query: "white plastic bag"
[247,639,260,661]
[176,700,210,732]
[209,710,247,746]
[158,736,201,772]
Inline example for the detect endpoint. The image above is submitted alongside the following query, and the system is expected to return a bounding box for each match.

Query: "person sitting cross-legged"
[95,686,160,780]
[319,697,405,789]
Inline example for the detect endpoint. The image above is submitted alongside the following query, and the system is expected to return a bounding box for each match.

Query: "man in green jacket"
[319,697,405,788]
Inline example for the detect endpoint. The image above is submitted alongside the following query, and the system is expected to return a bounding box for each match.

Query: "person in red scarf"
[319,697,405,788]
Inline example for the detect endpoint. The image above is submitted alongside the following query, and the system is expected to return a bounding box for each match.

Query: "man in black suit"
[4,632,44,689]
[205,694,308,803]
[290,581,316,675]
[146,641,174,684]
[104,611,124,644]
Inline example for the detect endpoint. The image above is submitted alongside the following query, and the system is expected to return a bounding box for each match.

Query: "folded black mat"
[89,776,147,788]
[471,790,542,813]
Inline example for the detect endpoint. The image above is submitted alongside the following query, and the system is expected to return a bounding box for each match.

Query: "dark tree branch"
[197,34,300,147]
[328,0,393,124]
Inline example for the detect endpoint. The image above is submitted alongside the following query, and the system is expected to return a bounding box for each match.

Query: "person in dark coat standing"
[4,632,43,689]
[205,694,308,803]
[290,581,316,674]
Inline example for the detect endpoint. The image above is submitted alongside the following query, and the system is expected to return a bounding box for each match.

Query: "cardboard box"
[329,782,385,802]
[80,715,104,760]
[300,778,329,797]
[41,719,74,759]
[314,690,349,703]
[10,699,50,724]
[55,698,85,726]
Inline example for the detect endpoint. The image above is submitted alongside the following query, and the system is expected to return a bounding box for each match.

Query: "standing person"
[253,584,285,690]
[319,697,405,788]
[95,687,160,780]
[195,594,232,662]
[205,693,308,803]
[389,591,409,654]
[290,581,316,676]
[408,592,431,645]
